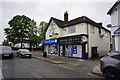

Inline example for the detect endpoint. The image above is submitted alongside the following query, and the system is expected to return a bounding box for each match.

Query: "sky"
[0,0,118,44]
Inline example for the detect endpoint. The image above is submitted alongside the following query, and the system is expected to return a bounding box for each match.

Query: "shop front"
[43,38,59,55]
[58,35,88,58]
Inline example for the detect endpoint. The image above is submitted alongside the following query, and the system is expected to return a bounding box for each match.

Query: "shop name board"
[59,37,81,42]
[59,36,83,45]
[43,39,58,44]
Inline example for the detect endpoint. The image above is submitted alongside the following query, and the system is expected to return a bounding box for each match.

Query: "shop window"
[72,45,77,54]
[68,26,76,34]
[90,26,94,33]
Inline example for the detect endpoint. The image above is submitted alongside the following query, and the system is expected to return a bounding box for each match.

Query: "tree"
[4,28,11,42]
[6,15,38,48]
[38,21,48,42]
[2,40,9,46]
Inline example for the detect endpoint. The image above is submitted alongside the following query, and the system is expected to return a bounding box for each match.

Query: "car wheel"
[105,69,120,80]
[11,54,13,59]
[29,55,32,58]
[10,55,13,59]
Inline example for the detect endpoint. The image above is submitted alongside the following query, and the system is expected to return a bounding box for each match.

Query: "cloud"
[1,0,117,2]
[0,1,115,44]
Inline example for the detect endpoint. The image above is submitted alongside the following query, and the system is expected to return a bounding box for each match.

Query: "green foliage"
[2,40,9,46]
[38,21,48,42]
[4,28,11,42]
[4,15,38,48]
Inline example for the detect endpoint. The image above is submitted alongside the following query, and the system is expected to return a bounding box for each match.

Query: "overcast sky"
[0,0,117,44]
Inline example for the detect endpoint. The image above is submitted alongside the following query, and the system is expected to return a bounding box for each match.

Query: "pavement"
[0,59,3,79]
[31,51,104,77]
[0,69,3,80]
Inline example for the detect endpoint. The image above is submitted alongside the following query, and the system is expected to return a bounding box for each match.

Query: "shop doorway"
[72,45,82,58]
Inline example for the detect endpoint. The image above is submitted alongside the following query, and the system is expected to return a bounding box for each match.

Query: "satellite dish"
[107,24,112,28]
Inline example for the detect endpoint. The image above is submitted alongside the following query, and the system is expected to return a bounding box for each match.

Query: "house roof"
[52,17,64,27]
[107,1,120,15]
[45,16,110,33]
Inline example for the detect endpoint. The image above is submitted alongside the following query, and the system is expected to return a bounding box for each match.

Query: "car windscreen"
[0,46,12,51]
[21,50,30,53]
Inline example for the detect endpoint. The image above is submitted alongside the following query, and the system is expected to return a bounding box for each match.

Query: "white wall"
[46,20,61,40]
[118,4,120,25]
[110,2,120,52]
[111,10,118,26]
[115,35,120,51]
[87,23,110,57]
[62,23,87,37]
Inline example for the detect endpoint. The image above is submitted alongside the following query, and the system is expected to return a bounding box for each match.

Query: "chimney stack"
[64,11,68,24]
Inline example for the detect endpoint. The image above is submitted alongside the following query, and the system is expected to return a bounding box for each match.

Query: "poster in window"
[72,45,77,54]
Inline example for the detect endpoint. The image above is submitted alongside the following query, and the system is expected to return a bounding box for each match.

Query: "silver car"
[16,49,32,58]
[0,46,13,59]
[100,51,120,80]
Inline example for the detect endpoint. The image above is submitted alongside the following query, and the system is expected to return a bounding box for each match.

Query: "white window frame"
[105,31,108,37]
[90,26,94,33]
[101,29,104,35]
[68,26,76,34]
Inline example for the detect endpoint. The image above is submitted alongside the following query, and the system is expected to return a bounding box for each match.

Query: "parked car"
[100,51,120,80]
[16,49,32,58]
[0,46,13,59]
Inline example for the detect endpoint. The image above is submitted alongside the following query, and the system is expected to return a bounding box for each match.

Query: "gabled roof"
[45,17,64,32]
[45,16,110,33]
[52,17,64,27]
[107,1,120,15]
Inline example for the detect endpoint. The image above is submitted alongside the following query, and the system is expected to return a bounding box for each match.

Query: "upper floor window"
[49,28,55,37]
[90,26,94,33]
[105,31,108,37]
[68,26,76,34]
[101,29,104,34]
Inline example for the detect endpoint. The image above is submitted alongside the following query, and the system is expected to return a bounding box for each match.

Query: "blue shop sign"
[43,39,58,44]
[114,27,120,35]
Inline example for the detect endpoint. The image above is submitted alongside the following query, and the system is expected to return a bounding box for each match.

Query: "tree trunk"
[21,41,22,49]
[21,38,23,48]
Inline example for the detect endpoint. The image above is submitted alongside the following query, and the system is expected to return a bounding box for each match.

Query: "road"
[2,55,102,79]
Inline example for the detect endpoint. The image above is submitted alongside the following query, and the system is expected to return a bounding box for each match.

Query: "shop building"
[44,11,111,58]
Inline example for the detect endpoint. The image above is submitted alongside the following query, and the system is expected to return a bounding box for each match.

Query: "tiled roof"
[51,17,64,27]
[51,16,110,32]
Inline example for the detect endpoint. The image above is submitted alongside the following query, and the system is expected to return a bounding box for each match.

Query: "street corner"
[32,56,66,64]
[50,61,66,64]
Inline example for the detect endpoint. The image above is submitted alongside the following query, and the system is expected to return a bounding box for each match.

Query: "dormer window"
[99,28,104,37]
[101,29,104,34]
[105,32,108,37]
[49,28,55,37]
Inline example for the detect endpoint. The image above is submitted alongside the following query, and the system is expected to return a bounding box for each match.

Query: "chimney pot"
[64,11,68,24]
